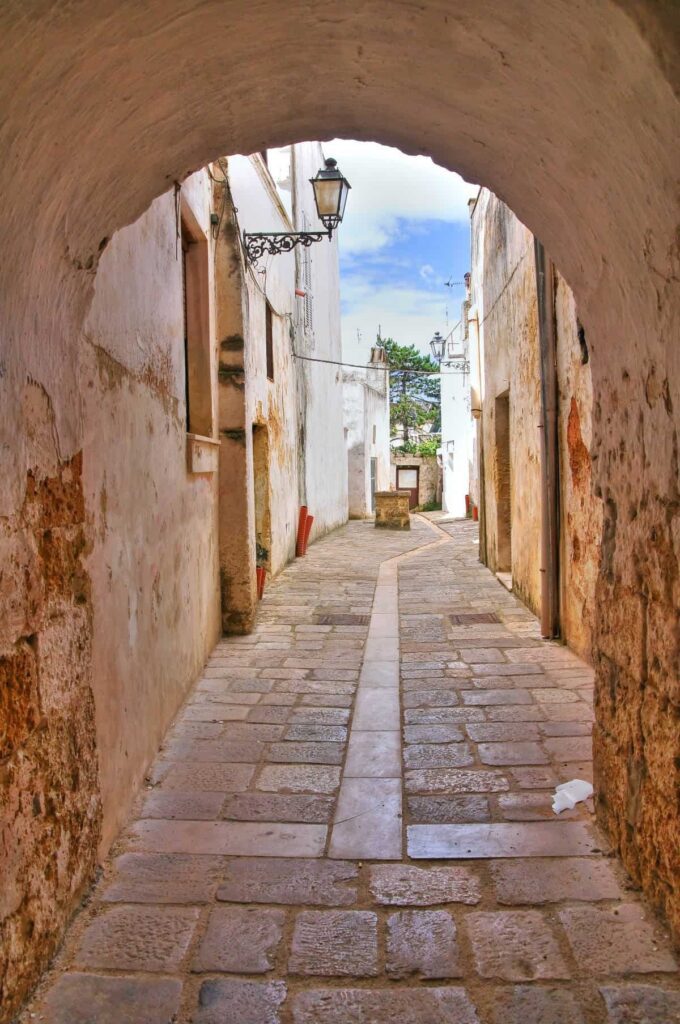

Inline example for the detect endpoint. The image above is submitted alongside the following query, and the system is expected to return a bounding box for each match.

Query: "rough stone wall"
[391,455,441,507]
[0,0,677,997]
[0,447,101,1022]
[555,277,603,660]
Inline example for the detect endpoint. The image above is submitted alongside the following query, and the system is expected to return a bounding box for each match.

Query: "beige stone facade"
[469,189,602,661]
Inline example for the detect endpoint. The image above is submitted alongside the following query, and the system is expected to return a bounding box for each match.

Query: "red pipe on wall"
[256,566,266,600]
[302,514,314,555]
[295,506,308,557]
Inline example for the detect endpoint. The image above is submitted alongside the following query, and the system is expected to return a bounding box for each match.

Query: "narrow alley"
[24,518,679,1024]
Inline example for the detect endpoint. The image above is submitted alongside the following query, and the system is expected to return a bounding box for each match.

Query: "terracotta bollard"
[374,490,411,530]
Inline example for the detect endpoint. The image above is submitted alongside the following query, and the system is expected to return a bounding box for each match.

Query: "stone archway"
[0,1,678,1015]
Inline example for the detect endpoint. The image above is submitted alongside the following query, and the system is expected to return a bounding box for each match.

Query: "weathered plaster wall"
[0,171,222,1018]
[471,189,544,615]
[471,190,602,653]
[0,1,677,1009]
[83,172,221,850]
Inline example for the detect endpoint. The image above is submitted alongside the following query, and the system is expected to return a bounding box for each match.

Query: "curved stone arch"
[0,1,678,1013]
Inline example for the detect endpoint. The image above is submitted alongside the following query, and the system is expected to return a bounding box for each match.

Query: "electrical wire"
[292,352,468,375]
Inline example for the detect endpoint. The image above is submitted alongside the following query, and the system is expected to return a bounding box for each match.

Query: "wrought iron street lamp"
[429,329,470,373]
[430,331,446,363]
[243,157,351,264]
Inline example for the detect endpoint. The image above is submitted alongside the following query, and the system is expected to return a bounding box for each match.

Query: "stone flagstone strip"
[329,516,451,860]
[407,821,597,859]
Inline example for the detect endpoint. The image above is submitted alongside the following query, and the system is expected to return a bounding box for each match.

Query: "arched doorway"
[0,3,677,1015]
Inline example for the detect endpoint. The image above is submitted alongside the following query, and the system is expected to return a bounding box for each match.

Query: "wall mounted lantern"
[243,157,351,264]
[430,329,470,373]
[430,331,446,363]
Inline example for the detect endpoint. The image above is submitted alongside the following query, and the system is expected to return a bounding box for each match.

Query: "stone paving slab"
[24,518,680,1024]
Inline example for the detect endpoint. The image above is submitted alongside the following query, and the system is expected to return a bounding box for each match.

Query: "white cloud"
[341,279,457,364]
[321,139,477,255]
[420,264,435,280]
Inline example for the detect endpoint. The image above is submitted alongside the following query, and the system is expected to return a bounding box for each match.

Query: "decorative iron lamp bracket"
[243,227,333,264]
[242,157,350,265]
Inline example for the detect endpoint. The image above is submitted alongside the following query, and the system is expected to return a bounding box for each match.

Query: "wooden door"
[397,466,420,509]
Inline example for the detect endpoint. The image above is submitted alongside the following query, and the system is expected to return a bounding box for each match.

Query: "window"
[265,302,274,381]
[181,202,212,436]
[372,424,377,444]
[299,212,314,336]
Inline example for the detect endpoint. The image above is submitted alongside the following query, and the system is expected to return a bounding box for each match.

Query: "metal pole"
[534,239,560,639]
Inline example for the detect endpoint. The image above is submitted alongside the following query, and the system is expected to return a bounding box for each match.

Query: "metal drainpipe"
[468,309,488,564]
[534,239,560,638]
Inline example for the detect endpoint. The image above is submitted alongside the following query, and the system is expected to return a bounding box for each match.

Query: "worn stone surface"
[193,906,285,973]
[491,858,623,904]
[599,985,680,1023]
[31,973,182,1024]
[386,910,461,978]
[369,864,481,906]
[73,906,199,971]
[102,853,224,903]
[407,794,491,823]
[289,911,378,976]
[292,988,480,1023]
[466,910,570,980]
[16,518,680,1022]
[558,904,678,974]
[195,979,287,1024]
[217,858,357,905]
[486,985,586,1024]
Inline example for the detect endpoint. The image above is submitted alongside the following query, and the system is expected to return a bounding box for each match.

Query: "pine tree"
[382,337,441,445]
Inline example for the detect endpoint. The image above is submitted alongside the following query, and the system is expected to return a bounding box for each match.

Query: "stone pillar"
[375,490,411,530]
[214,192,257,633]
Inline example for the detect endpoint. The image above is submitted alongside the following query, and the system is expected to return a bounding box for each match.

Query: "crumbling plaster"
[0,1,678,1015]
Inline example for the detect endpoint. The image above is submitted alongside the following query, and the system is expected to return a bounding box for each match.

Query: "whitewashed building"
[437,287,473,518]
[343,346,391,517]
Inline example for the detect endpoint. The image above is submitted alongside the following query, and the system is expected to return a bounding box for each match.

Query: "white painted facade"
[343,348,391,518]
[438,297,473,518]
[226,143,348,569]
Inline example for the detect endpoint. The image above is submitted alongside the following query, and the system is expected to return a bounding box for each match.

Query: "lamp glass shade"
[430,331,446,362]
[311,158,351,230]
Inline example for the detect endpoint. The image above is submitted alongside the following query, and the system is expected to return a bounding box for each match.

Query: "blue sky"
[323,140,478,363]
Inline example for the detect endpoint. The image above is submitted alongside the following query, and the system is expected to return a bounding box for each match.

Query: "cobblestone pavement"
[24,517,679,1023]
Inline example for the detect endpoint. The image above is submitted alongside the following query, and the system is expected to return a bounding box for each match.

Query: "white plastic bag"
[552,778,593,814]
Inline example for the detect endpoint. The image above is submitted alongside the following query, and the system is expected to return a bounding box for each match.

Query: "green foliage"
[393,437,441,458]
[420,499,442,512]
[382,337,440,444]
[413,437,440,457]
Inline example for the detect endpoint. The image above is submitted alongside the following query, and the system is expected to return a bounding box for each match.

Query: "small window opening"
[372,424,377,444]
[265,302,274,381]
[181,204,212,436]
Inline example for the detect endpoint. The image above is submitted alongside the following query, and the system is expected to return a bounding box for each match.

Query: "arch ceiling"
[0,0,678,952]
